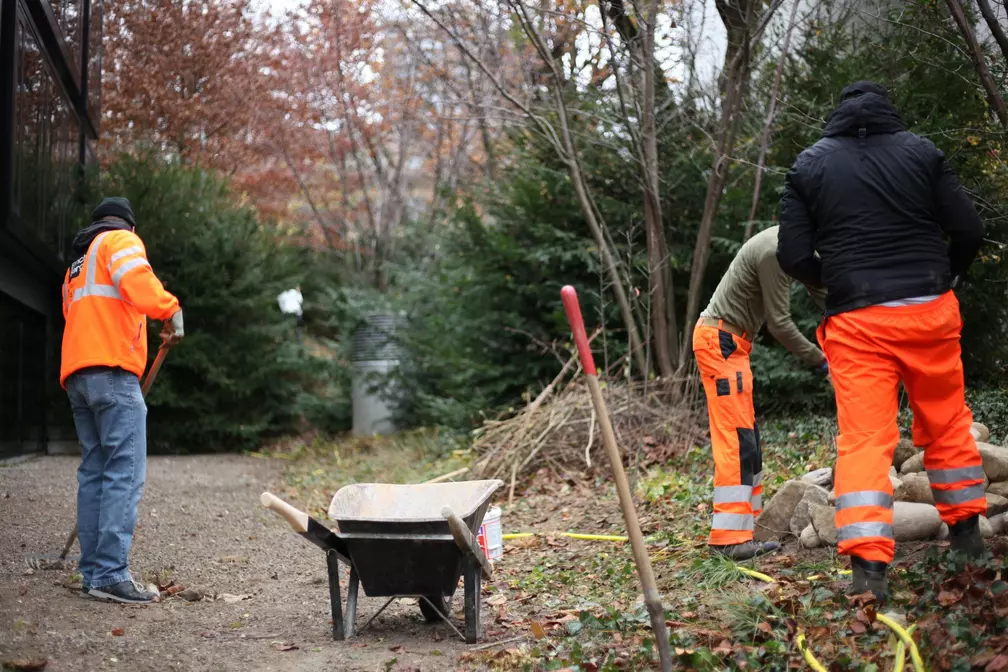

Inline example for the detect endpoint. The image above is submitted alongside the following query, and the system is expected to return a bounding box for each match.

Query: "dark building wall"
[0,0,102,458]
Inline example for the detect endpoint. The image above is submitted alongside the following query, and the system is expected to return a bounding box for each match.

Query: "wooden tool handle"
[141,345,171,397]
[442,506,493,580]
[260,492,309,533]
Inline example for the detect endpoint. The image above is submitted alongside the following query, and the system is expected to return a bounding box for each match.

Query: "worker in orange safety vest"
[61,197,184,604]
[694,225,829,560]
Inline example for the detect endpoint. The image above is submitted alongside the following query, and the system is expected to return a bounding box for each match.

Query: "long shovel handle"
[560,285,673,672]
[141,345,171,397]
[62,345,172,560]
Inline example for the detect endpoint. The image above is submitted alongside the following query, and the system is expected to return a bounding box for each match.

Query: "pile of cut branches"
[471,352,707,501]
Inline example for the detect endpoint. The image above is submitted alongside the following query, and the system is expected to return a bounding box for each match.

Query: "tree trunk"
[976,0,1008,67]
[681,0,753,370]
[946,0,1008,127]
[641,0,676,376]
[743,0,800,242]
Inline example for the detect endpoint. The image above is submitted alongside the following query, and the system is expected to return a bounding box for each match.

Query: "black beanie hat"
[91,197,136,228]
[840,80,889,101]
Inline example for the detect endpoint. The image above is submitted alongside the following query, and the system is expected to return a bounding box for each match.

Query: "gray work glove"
[160,310,184,346]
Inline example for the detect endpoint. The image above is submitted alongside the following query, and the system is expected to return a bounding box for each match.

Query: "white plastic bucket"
[476,506,503,561]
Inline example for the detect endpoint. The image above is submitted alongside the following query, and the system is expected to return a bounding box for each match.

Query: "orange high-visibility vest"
[60,229,180,387]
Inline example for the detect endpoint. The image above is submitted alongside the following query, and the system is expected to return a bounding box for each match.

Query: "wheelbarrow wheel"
[419,594,450,623]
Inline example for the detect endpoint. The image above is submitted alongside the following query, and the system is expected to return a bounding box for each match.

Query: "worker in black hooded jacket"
[776,81,986,603]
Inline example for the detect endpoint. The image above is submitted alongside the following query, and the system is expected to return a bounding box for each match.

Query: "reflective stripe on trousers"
[835,491,894,545]
[928,465,986,505]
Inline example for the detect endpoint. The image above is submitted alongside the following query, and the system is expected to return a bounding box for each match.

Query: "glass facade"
[0,0,102,456]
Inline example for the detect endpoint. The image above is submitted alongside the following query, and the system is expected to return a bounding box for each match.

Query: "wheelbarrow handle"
[442,506,493,581]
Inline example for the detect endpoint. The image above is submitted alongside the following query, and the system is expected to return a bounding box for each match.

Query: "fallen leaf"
[221,593,252,604]
[712,639,733,655]
[389,645,405,653]
[270,642,298,652]
[486,594,507,606]
[851,622,867,634]
[165,585,184,597]
[674,647,696,655]
[18,585,28,596]
[937,590,961,607]
[987,654,1008,672]
[111,628,125,637]
[531,621,546,640]
[199,631,217,639]
[351,642,368,648]
[756,622,772,634]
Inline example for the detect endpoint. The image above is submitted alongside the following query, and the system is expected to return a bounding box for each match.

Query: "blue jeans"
[66,368,147,589]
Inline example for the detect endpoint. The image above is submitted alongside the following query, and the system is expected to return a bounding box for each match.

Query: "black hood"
[70,220,133,258]
[822,86,905,138]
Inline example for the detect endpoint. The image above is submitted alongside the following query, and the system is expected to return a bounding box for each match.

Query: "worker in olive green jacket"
[693,225,828,559]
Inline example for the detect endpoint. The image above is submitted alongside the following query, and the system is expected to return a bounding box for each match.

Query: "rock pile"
[753,422,1008,547]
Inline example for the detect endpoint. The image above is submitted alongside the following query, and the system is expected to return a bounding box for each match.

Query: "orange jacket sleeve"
[104,231,180,321]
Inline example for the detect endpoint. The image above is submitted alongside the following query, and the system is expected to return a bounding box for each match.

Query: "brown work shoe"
[848,556,888,604]
[949,514,985,558]
[709,540,780,560]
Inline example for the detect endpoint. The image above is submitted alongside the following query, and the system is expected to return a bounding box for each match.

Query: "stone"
[989,513,1007,535]
[893,439,919,470]
[971,422,991,443]
[789,485,831,537]
[755,480,814,541]
[978,442,1008,483]
[898,472,934,505]
[802,468,833,488]
[800,523,822,548]
[989,481,1008,498]
[892,502,942,541]
[987,493,1008,517]
[900,452,925,475]
[936,522,950,541]
[980,516,994,539]
[809,503,838,545]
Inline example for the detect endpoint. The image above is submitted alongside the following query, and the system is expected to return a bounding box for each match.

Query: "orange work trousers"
[819,291,986,564]
[693,321,762,546]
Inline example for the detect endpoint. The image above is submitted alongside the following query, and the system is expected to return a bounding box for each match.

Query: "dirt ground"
[0,455,489,672]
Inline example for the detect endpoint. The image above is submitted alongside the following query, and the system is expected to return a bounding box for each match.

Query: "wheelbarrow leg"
[344,566,359,639]
[326,551,346,641]
[463,555,481,644]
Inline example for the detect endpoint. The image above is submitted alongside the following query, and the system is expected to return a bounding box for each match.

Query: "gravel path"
[0,455,475,671]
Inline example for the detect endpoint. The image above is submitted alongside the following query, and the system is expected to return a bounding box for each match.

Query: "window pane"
[13,12,82,263]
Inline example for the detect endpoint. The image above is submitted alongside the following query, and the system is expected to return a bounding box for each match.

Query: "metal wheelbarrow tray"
[261,479,503,644]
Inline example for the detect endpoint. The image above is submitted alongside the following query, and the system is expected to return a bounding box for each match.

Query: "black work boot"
[710,540,780,560]
[848,556,888,603]
[949,514,985,558]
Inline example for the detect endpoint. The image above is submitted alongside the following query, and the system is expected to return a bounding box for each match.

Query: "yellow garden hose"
[893,624,919,672]
[795,632,828,672]
[736,566,775,583]
[876,613,925,672]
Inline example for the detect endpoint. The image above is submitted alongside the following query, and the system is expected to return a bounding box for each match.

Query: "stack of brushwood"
[470,349,706,501]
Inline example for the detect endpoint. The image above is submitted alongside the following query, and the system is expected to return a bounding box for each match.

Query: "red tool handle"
[560,285,597,377]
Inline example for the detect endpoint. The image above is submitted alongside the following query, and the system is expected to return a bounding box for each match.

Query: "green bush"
[93,153,349,450]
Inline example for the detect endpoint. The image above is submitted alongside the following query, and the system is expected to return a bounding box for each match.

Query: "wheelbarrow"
[260,479,503,644]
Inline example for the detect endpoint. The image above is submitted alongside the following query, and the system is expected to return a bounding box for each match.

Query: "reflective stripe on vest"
[753,471,763,487]
[68,232,123,304]
[751,494,762,511]
[711,512,753,531]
